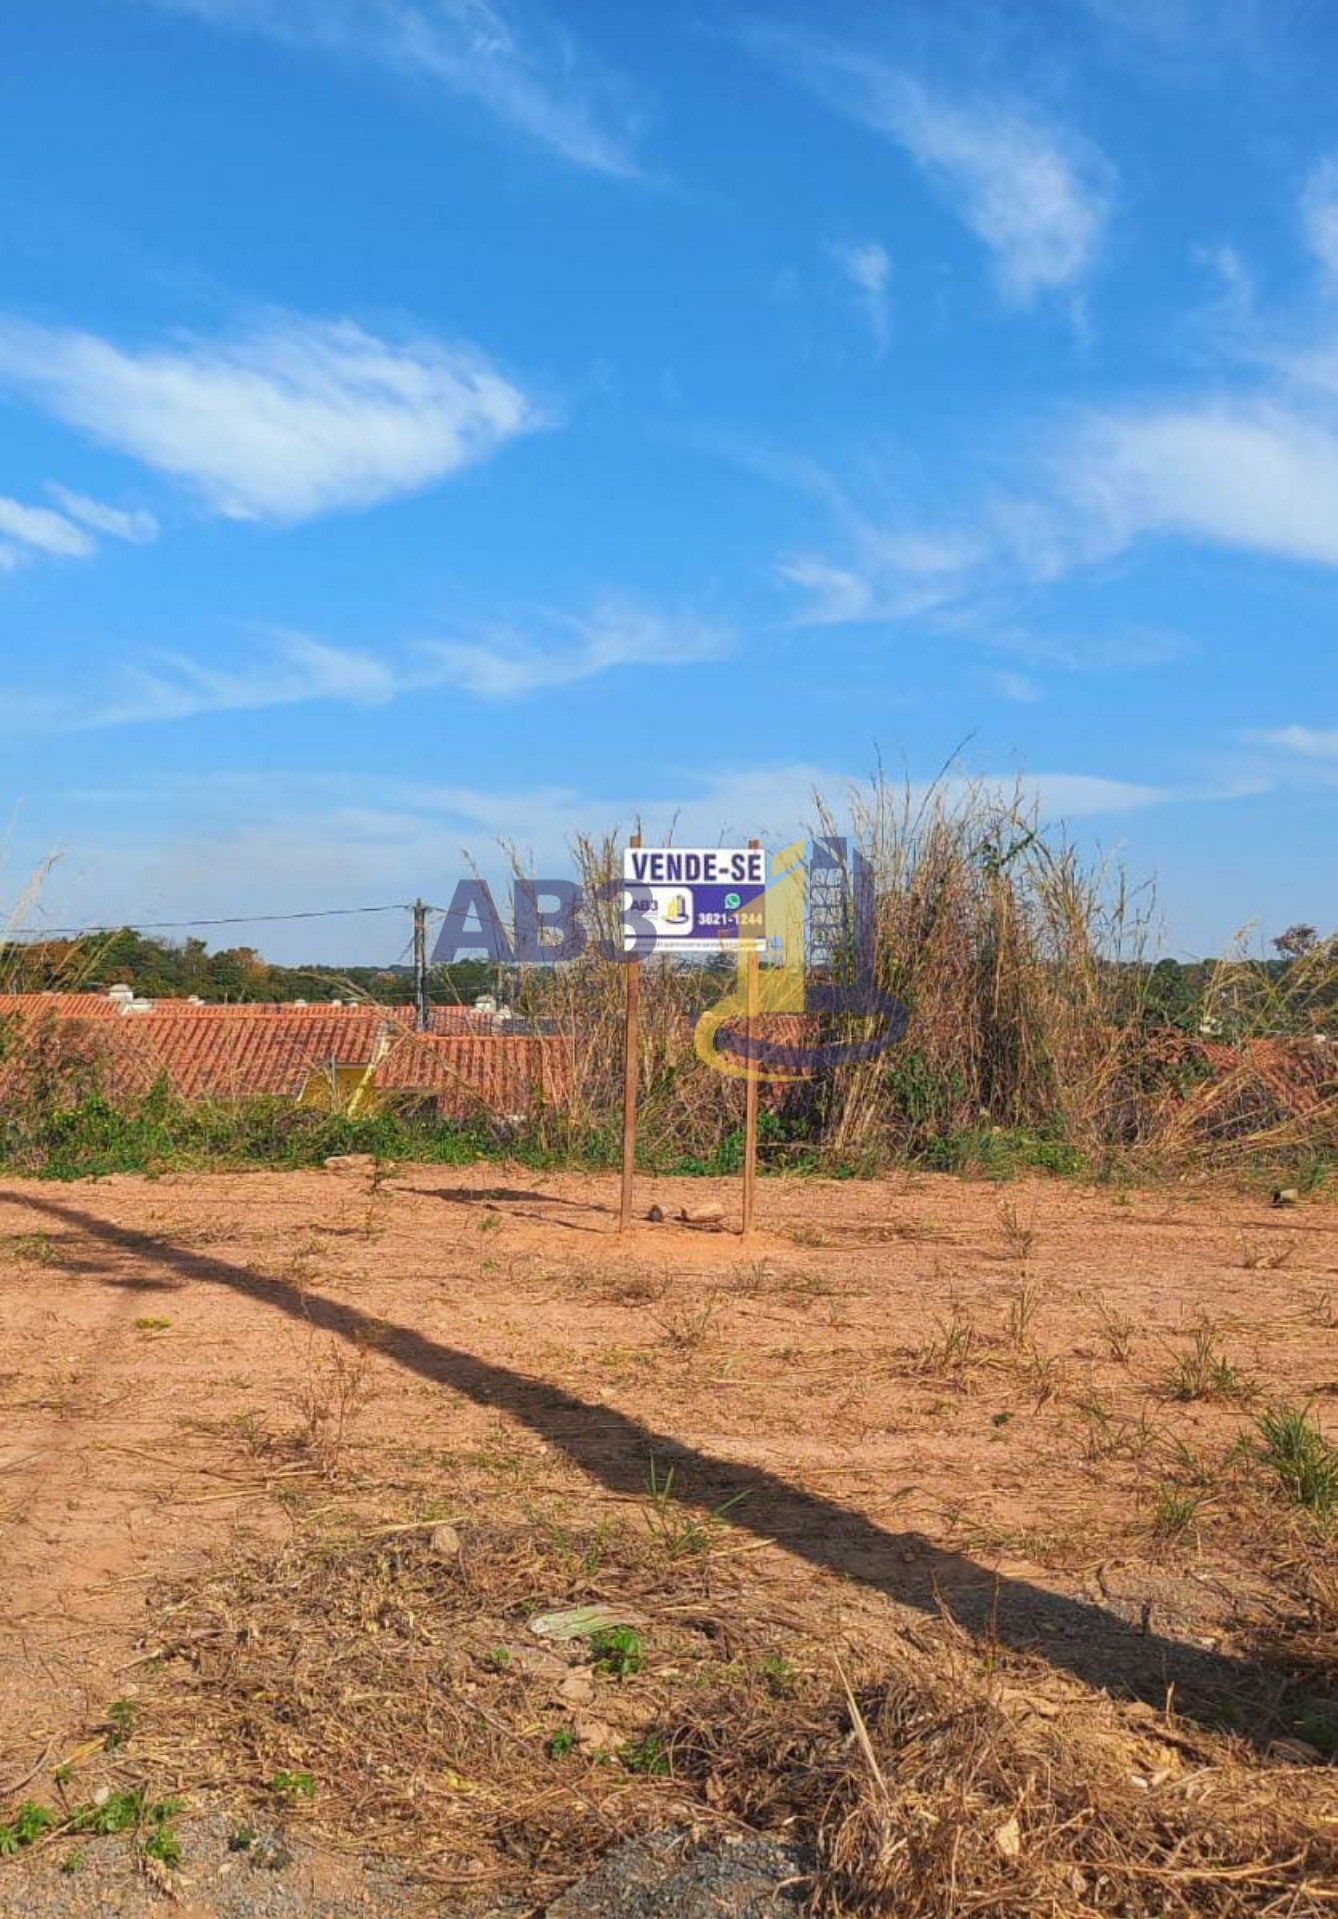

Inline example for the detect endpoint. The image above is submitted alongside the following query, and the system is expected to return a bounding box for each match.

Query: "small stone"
[428,1522,462,1558]
[573,1714,615,1753]
[507,1645,566,1681]
[557,1669,595,1707]
[994,1814,1022,1860]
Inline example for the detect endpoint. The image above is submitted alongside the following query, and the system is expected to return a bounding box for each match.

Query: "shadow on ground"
[1,1186,1296,1742]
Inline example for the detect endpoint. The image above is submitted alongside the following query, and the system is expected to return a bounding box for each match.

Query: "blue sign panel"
[622,846,767,954]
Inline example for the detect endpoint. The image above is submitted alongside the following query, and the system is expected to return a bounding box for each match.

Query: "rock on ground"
[541,1829,807,1918]
[0,1822,806,1919]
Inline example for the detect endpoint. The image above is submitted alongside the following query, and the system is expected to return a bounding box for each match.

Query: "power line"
[7,903,426,939]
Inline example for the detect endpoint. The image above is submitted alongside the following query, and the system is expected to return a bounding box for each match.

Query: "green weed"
[104,1696,136,1748]
[0,1801,56,1854]
[759,1652,798,1697]
[1256,1404,1338,1516]
[619,1732,670,1776]
[1151,1490,1199,1540]
[587,1626,645,1680]
[1163,1322,1257,1405]
[267,1769,317,1801]
[644,1458,747,1558]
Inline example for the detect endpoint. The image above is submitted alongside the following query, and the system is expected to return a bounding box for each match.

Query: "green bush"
[0,1081,506,1181]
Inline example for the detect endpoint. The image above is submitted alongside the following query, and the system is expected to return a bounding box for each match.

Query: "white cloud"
[139,0,641,175]
[888,79,1111,302]
[96,635,401,730]
[1013,773,1165,815]
[2,601,722,735]
[1067,401,1338,567]
[0,315,539,524]
[778,520,992,626]
[829,238,892,349]
[0,496,94,559]
[0,634,410,735]
[423,601,727,697]
[45,484,159,544]
[1251,724,1338,761]
[1192,240,1255,320]
[789,397,1338,616]
[749,31,1113,302]
[0,485,157,579]
[985,669,1041,703]
[775,557,877,624]
[1302,153,1338,284]
[770,310,1338,630]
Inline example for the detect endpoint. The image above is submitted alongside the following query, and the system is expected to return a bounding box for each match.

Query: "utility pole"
[412,899,429,1032]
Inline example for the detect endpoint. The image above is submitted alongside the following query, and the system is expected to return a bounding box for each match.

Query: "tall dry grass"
[500,775,1336,1179]
[808,776,1157,1169]
[500,779,1152,1173]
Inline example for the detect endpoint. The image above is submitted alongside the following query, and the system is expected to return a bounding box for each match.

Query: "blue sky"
[2,0,1337,964]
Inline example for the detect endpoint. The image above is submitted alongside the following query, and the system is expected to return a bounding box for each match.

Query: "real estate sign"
[621,845,767,954]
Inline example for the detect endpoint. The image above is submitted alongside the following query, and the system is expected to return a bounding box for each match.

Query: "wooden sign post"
[740,836,761,1239]
[618,833,641,1234]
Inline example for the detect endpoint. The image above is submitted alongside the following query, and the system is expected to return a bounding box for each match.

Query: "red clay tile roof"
[0,992,123,1019]
[0,996,559,1116]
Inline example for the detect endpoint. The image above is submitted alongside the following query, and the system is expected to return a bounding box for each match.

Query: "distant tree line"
[1,928,496,1007]
[3,922,1335,1037]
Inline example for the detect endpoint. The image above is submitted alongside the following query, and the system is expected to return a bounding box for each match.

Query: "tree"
[1273,924,1320,961]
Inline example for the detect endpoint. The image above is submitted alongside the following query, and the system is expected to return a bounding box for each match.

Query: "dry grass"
[499,778,1338,1183]
[676,1649,1338,1916]
[116,1508,1338,1914]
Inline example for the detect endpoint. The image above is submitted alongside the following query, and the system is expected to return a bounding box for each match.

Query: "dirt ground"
[2,1162,1337,1910]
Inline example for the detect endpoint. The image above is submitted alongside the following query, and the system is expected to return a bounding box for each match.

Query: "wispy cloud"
[761,262,1338,632]
[778,512,992,626]
[829,238,892,350]
[746,29,1113,303]
[422,600,727,697]
[45,484,159,544]
[984,669,1042,703]
[3,601,723,735]
[1249,724,1338,762]
[1192,240,1256,322]
[1,634,402,734]
[1302,153,1338,284]
[0,314,539,524]
[777,393,1338,619]
[139,0,642,175]
[0,497,95,560]
[0,484,159,578]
